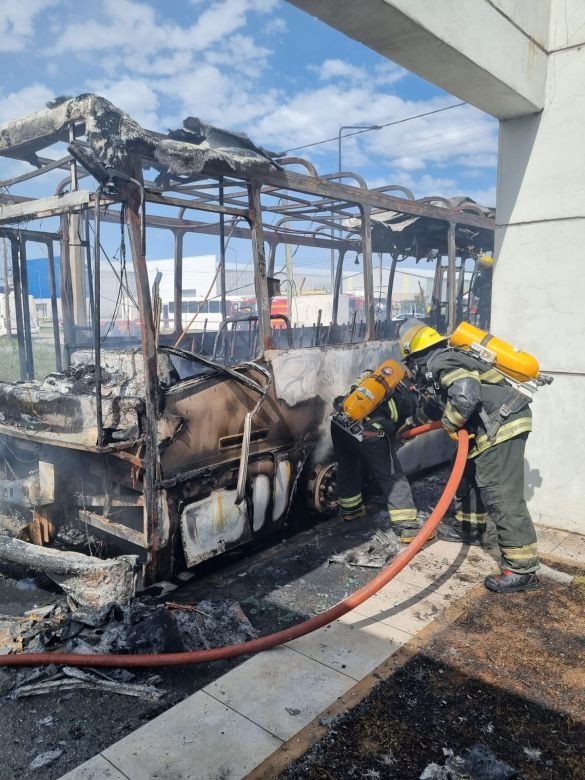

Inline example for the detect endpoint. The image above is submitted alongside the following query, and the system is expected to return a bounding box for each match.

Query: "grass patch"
[573,574,585,597]
[0,333,57,381]
[283,576,585,780]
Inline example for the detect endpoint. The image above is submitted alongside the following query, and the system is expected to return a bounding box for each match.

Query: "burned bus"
[0,95,494,588]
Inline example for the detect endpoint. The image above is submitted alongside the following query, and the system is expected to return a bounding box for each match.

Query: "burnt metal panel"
[180,488,251,567]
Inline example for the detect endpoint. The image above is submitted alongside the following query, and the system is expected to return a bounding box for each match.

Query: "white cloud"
[0,1,496,206]
[153,64,279,130]
[263,17,287,35]
[251,83,390,151]
[465,185,496,206]
[0,84,55,125]
[189,0,278,50]
[243,53,496,182]
[316,58,407,87]
[317,59,368,82]
[392,156,426,171]
[43,1,495,198]
[205,34,272,77]
[50,0,280,114]
[120,51,195,78]
[376,170,455,193]
[371,169,495,206]
[53,0,277,55]
[373,62,409,87]
[84,78,160,128]
[416,173,458,192]
[365,112,495,166]
[0,0,58,52]
[456,153,498,168]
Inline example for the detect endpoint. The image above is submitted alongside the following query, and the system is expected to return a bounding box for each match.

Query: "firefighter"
[331,376,420,543]
[398,319,539,593]
[471,254,493,329]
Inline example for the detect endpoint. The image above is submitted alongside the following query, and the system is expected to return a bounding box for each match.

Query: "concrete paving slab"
[424,574,481,611]
[351,567,479,635]
[395,561,479,592]
[422,541,467,562]
[350,580,437,633]
[101,691,282,780]
[425,541,498,569]
[394,560,455,589]
[286,614,408,680]
[336,608,413,644]
[203,645,354,741]
[459,548,499,574]
[536,525,570,555]
[59,755,127,780]
[549,533,585,565]
[395,544,496,590]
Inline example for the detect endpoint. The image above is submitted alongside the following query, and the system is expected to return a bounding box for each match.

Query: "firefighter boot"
[390,513,434,544]
[437,515,486,546]
[340,506,366,522]
[484,570,540,593]
[391,521,419,543]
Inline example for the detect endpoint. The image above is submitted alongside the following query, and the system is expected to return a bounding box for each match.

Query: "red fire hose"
[0,423,467,668]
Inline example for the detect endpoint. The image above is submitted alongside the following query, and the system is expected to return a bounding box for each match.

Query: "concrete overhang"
[288,0,548,119]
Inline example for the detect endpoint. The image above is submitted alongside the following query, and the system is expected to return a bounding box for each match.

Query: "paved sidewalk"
[60,526,584,780]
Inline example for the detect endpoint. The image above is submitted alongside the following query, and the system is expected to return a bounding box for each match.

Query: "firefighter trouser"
[331,424,417,526]
[454,433,538,573]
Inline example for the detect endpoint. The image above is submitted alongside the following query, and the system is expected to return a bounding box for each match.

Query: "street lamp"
[337,124,383,175]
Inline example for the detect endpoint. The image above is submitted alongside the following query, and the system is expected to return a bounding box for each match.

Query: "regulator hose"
[0,423,467,668]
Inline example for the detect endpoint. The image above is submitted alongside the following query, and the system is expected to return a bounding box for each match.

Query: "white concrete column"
[289,0,584,533]
[288,0,548,117]
[492,0,585,533]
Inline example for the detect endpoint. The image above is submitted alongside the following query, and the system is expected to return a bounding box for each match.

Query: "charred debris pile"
[0,349,179,438]
[0,593,256,701]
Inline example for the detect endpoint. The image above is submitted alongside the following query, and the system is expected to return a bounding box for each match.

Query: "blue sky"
[0,0,498,265]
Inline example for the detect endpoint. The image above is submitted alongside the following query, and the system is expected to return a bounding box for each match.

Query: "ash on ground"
[420,745,516,780]
[0,467,451,778]
[329,528,402,568]
[0,597,256,702]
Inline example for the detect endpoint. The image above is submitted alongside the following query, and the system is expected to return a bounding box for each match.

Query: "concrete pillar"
[492,0,585,533]
[288,0,584,533]
[288,0,548,117]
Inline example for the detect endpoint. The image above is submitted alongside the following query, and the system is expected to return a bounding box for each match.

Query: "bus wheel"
[305,462,338,516]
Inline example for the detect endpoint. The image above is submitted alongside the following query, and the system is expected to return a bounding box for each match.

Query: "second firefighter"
[331,371,419,543]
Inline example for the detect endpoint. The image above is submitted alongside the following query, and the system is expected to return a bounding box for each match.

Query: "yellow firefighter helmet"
[477,253,494,268]
[399,318,447,358]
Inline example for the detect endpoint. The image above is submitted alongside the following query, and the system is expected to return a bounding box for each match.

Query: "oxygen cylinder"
[449,322,540,382]
[342,360,405,423]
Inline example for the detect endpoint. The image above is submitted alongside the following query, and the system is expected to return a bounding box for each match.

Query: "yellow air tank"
[342,359,405,423]
[449,322,540,382]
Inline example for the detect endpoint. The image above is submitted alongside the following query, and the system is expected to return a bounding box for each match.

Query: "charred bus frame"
[0,96,494,583]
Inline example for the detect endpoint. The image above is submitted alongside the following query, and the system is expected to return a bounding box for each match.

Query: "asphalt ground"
[0,470,446,779]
